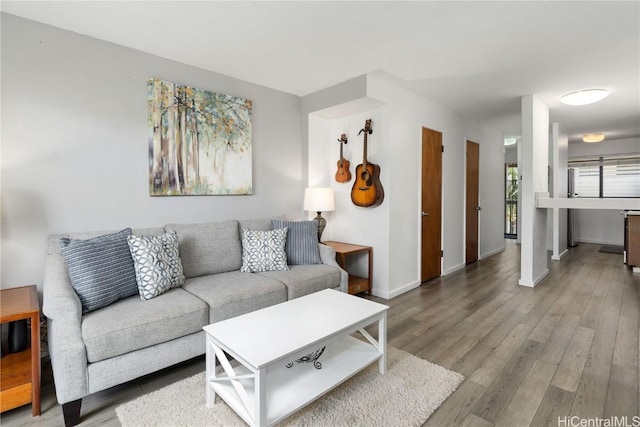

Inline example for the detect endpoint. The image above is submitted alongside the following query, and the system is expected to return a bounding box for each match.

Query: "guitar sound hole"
[361,171,372,186]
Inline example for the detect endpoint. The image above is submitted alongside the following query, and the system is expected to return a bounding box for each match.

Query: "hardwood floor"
[1,240,638,426]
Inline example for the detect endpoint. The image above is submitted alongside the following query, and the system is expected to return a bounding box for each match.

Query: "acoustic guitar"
[335,133,351,183]
[351,119,384,207]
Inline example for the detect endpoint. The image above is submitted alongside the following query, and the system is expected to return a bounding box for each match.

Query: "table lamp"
[303,187,335,241]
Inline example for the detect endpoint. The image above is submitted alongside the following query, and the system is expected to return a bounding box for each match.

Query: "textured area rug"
[116,346,464,427]
[599,245,624,254]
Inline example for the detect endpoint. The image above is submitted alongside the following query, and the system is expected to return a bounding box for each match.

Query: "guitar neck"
[361,119,372,167]
[362,133,368,167]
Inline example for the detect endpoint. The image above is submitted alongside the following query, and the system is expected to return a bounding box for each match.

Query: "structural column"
[519,95,549,287]
[550,122,569,260]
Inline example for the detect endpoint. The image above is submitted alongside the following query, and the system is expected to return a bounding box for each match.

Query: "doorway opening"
[505,163,518,239]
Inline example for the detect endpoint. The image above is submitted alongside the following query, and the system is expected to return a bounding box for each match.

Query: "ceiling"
[2,1,639,144]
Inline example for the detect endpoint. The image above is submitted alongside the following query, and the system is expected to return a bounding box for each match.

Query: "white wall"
[505,146,518,164]
[569,137,639,158]
[1,14,304,289]
[468,122,506,260]
[303,73,505,299]
[568,137,639,245]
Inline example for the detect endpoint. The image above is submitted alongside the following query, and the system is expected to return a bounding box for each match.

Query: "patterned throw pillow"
[271,220,322,265]
[240,227,289,273]
[127,231,185,300]
[59,228,138,314]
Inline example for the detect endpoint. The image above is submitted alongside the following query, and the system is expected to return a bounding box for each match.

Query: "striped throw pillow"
[271,220,322,265]
[59,228,138,314]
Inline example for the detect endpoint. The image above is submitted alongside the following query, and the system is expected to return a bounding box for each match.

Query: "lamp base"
[313,212,326,242]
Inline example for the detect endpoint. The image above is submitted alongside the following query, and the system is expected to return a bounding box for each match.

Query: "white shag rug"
[116,346,464,427]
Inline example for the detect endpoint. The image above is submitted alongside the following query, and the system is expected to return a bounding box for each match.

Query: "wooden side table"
[323,241,372,295]
[0,285,41,416]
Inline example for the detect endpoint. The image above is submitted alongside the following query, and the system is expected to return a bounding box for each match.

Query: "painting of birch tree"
[147,78,252,195]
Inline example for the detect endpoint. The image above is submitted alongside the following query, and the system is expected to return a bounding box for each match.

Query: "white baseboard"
[444,262,466,276]
[518,268,550,287]
[480,246,505,260]
[372,280,420,300]
[551,249,569,261]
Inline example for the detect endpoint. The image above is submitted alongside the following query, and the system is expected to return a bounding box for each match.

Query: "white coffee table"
[203,289,388,426]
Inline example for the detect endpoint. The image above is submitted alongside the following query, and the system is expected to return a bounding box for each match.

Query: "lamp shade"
[303,187,335,212]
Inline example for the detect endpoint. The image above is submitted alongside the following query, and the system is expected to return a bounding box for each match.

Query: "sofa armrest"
[43,253,88,404]
[318,243,348,293]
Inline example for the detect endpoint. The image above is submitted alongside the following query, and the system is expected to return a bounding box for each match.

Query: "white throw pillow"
[240,227,289,273]
[127,230,185,300]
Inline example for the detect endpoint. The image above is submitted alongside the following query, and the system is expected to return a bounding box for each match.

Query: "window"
[570,155,640,198]
[603,159,640,197]
[505,163,518,237]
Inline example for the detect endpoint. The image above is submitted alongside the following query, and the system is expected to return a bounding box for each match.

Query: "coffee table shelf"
[210,335,380,425]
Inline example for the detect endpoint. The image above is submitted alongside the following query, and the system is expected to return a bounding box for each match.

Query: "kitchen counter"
[536,197,640,210]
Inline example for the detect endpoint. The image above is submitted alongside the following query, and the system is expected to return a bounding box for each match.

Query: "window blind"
[569,155,640,198]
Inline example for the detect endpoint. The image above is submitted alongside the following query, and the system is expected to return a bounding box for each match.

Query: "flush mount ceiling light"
[503,137,518,146]
[583,133,605,143]
[560,89,609,106]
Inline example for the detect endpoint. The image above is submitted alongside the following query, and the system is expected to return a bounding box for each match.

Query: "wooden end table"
[0,285,41,416]
[323,241,372,295]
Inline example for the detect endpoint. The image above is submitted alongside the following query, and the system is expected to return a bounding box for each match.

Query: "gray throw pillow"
[59,228,138,314]
[127,230,185,300]
[240,227,289,273]
[271,220,322,265]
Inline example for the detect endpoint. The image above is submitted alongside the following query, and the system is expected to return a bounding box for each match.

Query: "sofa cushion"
[127,230,185,300]
[59,228,138,314]
[240,227,289,273]
[81,288,208,363]
[182,271,287,323]
[165,220,242,278]
[256,264,341,299]
[271,220,322,265]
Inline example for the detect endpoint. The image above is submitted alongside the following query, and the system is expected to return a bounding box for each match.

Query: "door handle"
[421,211,429,216]
[475,206,482,211]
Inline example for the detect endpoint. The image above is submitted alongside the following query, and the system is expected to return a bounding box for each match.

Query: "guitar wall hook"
[335,133,352,183]
[358,127,373,136]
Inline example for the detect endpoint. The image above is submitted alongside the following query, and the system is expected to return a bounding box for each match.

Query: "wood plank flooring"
[1,240,637,426]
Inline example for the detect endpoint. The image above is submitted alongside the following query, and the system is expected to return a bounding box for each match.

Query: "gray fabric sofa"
[42,217,347,426]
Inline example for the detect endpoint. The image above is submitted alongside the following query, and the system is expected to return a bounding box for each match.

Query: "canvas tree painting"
[147,78,252,195]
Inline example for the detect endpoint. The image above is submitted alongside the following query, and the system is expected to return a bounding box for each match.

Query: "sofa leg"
[62,399,82,427]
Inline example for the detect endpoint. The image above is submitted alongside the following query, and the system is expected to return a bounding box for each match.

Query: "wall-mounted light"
[582,133,605,143]
[504,136,518,146]
[560,89,609,106]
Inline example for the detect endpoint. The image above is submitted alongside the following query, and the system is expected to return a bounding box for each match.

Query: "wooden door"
[466,140,480,264]
[421,128,442,282]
